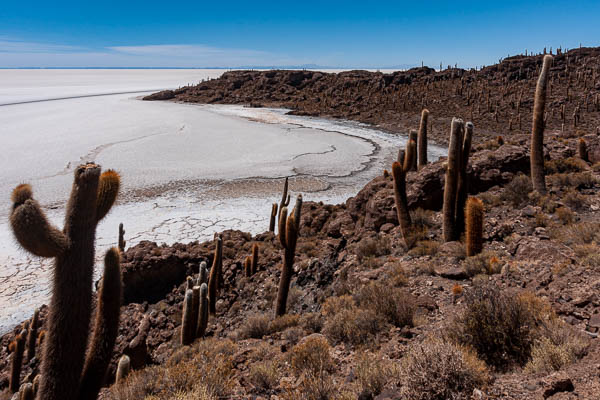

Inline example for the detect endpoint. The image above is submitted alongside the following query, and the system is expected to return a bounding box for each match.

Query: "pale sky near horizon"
[1,0,599,68]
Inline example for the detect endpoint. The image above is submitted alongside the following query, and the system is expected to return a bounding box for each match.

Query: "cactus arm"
[269,203,278,232]
[10,185,68,257]
[276,215,297,317]
[417,109,429,168]
[95,170,120,222]
[78,248,122,400]
[207,237,221,315]
[197,283,209,338]
[392,161,412,244]
[278,207,288,248]
[9,332,25,393]
[293,194,303,233]
[455,122,474,237]
[531,55,553,194]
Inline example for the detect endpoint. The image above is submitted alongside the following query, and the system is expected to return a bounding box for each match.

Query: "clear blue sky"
[1,0,599,68]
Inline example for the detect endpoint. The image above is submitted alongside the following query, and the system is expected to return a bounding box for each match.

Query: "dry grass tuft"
[355,351,397,398]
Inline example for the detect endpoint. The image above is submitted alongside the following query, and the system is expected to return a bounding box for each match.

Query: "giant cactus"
[275,195,302,316]
[466,197,484,256]
[9,163,121,400]
[251,243,259,275]
[531,55,553,194]
[417,109,429,168]
[455,122,474,238]
[392,138,416,246]
[197,283,209,339]
[208,235,223,315]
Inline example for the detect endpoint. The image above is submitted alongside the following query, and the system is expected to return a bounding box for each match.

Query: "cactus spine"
[118,223,126,252]
[269,203,278,232]
[115,355,131,384]
[197,283,209,339]
[275,195,301,317]
[79,248,123,400]
[181,289,194,345]
[208,236,222,315]
[26,309,39,362]
[9,164,120,400]
[9,331,25,393]
[251,243,259,275]
[531,55,553,194]
[417,109,429,168]
[466,197,484,256]
[392,138,416,245]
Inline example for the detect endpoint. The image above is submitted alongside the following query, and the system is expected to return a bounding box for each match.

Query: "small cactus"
[9,331,26,393]
[115,355,131,384]
[408,130,418,171]
[269,203,278,232]
[251,243,259,275]
[197,283,209,339]
[275,195,302,317]
[191,286,200,340]
[181,289,194,345]
[579,138,588,162]
[244,256,252,277]
[19,383,34,400]
[466,197,484,256]
[197,261,208,286]
[26,309,39,362]
[417,109,429,168]
[118,223,126,252]
[531,55,553,194]
[208,236,223,315]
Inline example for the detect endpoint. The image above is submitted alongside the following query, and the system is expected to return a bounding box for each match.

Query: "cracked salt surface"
[0,70,446,334]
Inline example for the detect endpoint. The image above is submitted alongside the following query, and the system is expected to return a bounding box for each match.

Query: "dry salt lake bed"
[0,69,445,334]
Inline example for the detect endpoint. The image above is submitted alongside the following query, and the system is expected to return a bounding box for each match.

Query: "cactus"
[417,109,429,168]
[531,55,553,194]
[181,289,194,345]
[208,236,222,315]
[118,223,126,252]
[466,197,484,256]
[197,283,209,339]
[443,118,465,242]
[32,376,40,396]
[275,195,301,316]
[26,309,39,362]
[198,261,208,286]
[278,177,291,230]
[244,256,252,277]
[455,122,474,238]
[392,139,416,246]
[19,383,34,400]
[293,194,303,232]
[269,203,278,232]
[408,130,418,171]
[79,248,123,400]
[115,355,131,384]
[9,163,120,400]
[579,138,588,162]
[251,243,259,275]
[9,331,26,393]
[191,286,200,340]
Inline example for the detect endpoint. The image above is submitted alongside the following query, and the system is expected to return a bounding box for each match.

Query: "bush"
[323,307,383,345]
[552,222,600,247]
[448,285,543,371]
[238,313,300,339]
[462,251,502,277]
[249,361,281,391]
[355,352,396,398]
[398,338,489,400]
[545,157,586,174]
[356,235,391,262]
[501,174,532,207]
[289,335,334,376]
[356,282,415,327]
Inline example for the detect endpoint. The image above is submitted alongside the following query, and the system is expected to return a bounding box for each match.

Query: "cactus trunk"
[417,109,429,168]
[466,197,484,256]
[531,55,553,194]
[443,119,465,242]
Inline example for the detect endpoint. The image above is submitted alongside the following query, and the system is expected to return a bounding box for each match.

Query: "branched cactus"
[9,163,120,400]
[466,197,484,256]
[251,243,259,275]
[181,289,194,345]
[208,236,222,315]
[269,203,278,232]
[118,223,126,253]
[79,248,123,400]
[26,309,39,362]
[275,195,302,317]
[417,109,429,168]
[9,331,25,393]
[115,355,131,384]
[531,55,553,194]
[392,139,416,246]
[197,283,209,339]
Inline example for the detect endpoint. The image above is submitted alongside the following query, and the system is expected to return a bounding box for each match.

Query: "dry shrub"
[249,361,281,391]
[462,251,502,277]
[356,235,391,262]
[283,326,305,345]
[355,351,397,398]
[563,189,588,210]
[449,285,544,371]
[356,282,415,327]
[552,222,600,246]
[109,339,235,399]
[323,307,383,346]
[270,314,301,333]
[282,371,342,400]
[574,243,600,267]
[238,314,300,339]
[289,335,334,376]
[321,295,354,316]
[479,191,502,207]
[408,240,440,257]
[545,157,587,174]
[301,312,324,333]
[501,174,532,207]
[525,317,589,374]
[388,262,409,287]
[555,207,575,225]
[534,212,550,227]
[549,172,596,189]
[398,338,489,400]
[411,208,435,228]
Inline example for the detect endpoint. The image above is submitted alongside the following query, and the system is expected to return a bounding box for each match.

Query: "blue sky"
[1,0,599,68]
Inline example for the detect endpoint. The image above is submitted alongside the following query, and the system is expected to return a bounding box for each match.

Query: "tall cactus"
[443,119,465,242]
[244,256,252,277]
[26,309,39,362]
[9,163,120,400]
[9,331,26,393]
[269,203,278,232]
[197,261,208,286]
[115,355,131,384]
[190,286,200,340]
[118,223,126,253]
[392,138,416,246]
[181,289,194,345]
[275,195,302,317]
[197,283,209,339]
[408,130,418,171]
[531,55,553,194]
[251,243,259,275]
[466,197,484,256]
[417,109,429,168]
[278,177,290,230]
[79,249,123,400]
[208,236,222,315]
[455,122,473,238]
